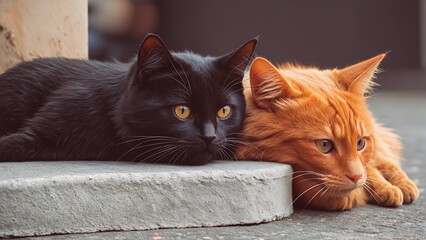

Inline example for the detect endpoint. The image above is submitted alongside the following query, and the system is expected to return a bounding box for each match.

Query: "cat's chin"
[178,150,214,165]
[333,186,363,197]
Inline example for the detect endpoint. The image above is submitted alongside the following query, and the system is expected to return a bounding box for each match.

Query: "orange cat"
[236,55,419,211]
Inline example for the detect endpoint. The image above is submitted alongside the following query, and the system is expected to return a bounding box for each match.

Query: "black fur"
[0,34,257,165]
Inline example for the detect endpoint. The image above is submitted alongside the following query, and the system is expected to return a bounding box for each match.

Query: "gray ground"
[24,91,425,240]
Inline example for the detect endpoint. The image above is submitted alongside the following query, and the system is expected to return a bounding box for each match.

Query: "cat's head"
[120,34,257,165]
[239,54,385,199]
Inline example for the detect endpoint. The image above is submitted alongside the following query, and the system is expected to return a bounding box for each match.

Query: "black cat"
[0,34,257,165]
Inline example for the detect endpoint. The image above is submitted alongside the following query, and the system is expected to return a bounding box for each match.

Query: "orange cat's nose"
[346,174,363,184]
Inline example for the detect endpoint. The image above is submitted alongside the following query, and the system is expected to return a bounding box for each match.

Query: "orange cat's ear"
[337,53,386,95]
[250,57,301,110]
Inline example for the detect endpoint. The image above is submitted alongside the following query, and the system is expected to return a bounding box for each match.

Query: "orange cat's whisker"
[363,182,384,204]
[291,182,326,207]
[304,186,330,208]
[294,177,324,185]
[292,171,324,180]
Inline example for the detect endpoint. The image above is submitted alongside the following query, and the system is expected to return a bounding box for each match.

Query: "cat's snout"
[200,135,216,145]
[346,174,363,184]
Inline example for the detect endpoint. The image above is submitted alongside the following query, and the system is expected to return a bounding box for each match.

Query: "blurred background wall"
[0,0,88,73]
[88,0,425,91]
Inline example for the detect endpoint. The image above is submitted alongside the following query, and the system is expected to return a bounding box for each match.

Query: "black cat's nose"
[201,135,216,145]
[200,122,216,146]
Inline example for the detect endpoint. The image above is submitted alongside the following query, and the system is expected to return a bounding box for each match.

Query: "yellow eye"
[217,106,231,119]
[174,105,191,120]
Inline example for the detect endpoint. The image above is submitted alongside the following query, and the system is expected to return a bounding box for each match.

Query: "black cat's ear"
[136,34,173,80]
[221,37,258,76]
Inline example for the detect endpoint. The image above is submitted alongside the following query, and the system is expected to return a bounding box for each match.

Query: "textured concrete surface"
[0,161,293,238]
[0,0,88,73]
[19,91,425,240]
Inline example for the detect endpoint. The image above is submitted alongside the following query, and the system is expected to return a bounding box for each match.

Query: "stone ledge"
[0,161,293,238]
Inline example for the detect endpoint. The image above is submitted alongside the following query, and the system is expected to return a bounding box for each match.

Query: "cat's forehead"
[172,51,216,74]
[279,67,337,93]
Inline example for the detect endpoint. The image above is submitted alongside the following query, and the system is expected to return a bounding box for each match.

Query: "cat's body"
[237,55,419,210]
[0,34,257,164]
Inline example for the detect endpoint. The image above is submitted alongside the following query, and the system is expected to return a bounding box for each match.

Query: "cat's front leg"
[0,130,37,161]
[375,161,419,204]
[372,124,419,203]
[365,164,404,207]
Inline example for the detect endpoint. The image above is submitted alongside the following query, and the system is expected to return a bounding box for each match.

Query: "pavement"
[5,91,426,240]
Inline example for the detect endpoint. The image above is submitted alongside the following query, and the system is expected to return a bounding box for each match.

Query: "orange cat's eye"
[217,106,231,119]
[357,137,366,151]
[174,105,191,120]
[316,139,333,153]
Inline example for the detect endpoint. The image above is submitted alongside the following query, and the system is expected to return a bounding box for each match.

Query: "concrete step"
[0,161,293,238]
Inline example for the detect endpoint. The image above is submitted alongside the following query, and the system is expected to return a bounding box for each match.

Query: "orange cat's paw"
[326,196,355,211]
[397,180,419,204]
[376,185,404,207]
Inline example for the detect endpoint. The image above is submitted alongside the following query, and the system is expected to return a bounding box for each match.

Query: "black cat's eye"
[357,137,366,151]
[217,106,231,119]
[316,139,333,153]
[174,105,191,120]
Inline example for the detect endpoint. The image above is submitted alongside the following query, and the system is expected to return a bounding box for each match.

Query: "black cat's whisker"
[221,144,238,160]
[151,145,183,164]
[99,136,175,161]
[167,57,192,95]
[149,145,184,163]
[173,57,192,94]
[97,142,115,160]
[225,138,262,152]
[216,147,228,161]
[115,135,178,146]
[226,132,246,136]
[217,148,232,161]
[218,148,231,161]
[151,145,191,164]
[161,145,185,165]
[222,77,244,95]
[168,148,184,165]
[135,144,180,163]
[168,150,186,165]
[159,72,191,97]
[131,144,178,163]
[128,135,178,139]
[224,87,245,99]
[116,139,179,162]
[222,56,250,88]
[226,136,256,145]
[173,148,190,165]
[216,149,224,161]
